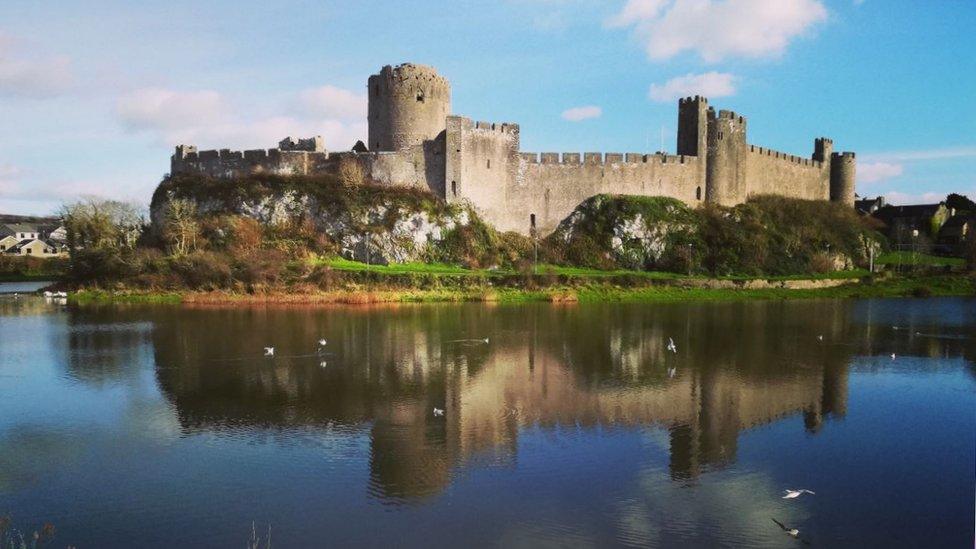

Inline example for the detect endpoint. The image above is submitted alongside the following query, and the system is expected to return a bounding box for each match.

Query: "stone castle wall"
[168,63,857,237]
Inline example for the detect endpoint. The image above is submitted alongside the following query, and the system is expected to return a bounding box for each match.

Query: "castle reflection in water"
[30,299,972,502]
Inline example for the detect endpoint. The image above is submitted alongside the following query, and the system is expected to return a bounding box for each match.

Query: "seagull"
[264,347,275,357]
[319,361,328,368]
[432,407,445,417]
[667,366,676,378]
[667,337,677,353]
[817,335,824,341]
[318,339,327,346]
[771,518,801,539]
[43,291,52,297]
[782,489,815,499]
[890,353,896,360]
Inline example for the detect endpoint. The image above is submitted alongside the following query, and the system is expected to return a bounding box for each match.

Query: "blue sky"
[0,0,973,215]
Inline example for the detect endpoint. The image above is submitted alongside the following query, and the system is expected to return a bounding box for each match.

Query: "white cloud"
[605,0,667,27]
[295,85,367,122]
[0,34,73,98]
[882,191,947,206]
[116,85,367,151]
[857,161,903,184]
[561,105,603,121]
[606,0,828,62]
[860,146,976,163]
[648,72,736,102]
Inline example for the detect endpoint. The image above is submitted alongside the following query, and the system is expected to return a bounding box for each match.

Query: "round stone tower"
[367,63,451,152]
[829,152,856,206]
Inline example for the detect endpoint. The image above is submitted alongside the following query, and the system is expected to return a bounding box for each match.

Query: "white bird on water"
[432,407,445,417]
[264,347,275,357]
[319,339,328,347]
[817,334,824,341]
[890,353,897,360]
[667,366,676,379]
[666,337,677,354]
[782,489,815,499]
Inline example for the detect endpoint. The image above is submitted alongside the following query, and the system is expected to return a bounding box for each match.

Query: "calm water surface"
[0,292,973,548]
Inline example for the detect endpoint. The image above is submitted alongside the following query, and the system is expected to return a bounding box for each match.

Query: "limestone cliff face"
[547,195,699,271]
[150,175,477,265]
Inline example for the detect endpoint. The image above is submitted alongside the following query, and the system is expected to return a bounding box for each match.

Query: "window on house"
[26,248,32,254]
[451,181,457,197]
[696,186,702,200]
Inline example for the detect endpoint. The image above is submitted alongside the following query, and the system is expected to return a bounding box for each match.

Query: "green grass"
[69,290,183,304]
[71,273,973,305]
[876,251,965,267]
[319,257,481,275]
[317,256,871,282]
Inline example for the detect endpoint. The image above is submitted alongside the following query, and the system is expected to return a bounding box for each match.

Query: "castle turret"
[367,63,451,152]
[171,144,197,175]
[829,152,856,206]
[705,109,748,206]
[813,137,833,163]
[678,96,709,199]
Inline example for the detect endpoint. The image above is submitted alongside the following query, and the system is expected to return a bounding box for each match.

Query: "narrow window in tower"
[451,181,457,197]
[530,214,536,229]
[486,159,491,169]
[696,186,702,200]
[416,90,425,103]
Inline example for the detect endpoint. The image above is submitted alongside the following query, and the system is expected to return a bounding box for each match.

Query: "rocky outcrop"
[150,175,479,265]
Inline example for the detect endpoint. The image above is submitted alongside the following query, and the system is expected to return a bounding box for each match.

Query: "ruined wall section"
[170,144,440,193]
[744,144,829,201]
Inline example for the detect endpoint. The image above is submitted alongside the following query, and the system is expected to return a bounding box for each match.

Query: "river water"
[0,292,973,548]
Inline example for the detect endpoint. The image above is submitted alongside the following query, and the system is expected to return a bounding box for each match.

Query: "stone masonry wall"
[744,145,829,201]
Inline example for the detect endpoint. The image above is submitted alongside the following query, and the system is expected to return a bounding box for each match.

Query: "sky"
[0,0,974,215]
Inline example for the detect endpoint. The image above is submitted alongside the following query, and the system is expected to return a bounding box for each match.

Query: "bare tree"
[163,198,200,256]
[60,196,145,253]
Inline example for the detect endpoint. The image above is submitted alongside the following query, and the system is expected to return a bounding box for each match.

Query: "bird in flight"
[433,407,445,417]
[667,337,677,353]
[782,489,815,499]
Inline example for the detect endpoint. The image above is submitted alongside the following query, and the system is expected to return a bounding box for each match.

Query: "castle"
[171,63,857,236]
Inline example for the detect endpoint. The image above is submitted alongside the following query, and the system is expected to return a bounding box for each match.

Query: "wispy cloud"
[648,72,736,102]
[860,146,976,163]
[0,33,74,98]
[605,0,827,62]
[561,105,603,121]
[857,162,903,184]
[116,85,367,151]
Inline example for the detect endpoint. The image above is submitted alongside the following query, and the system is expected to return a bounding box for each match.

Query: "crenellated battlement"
[748,145,824,168]
[522,151,692,166]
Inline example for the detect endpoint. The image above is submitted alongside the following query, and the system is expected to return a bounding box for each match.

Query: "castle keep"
[171,63,857,236]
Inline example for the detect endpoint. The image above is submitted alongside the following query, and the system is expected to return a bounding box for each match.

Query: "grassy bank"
[67,272,974,305]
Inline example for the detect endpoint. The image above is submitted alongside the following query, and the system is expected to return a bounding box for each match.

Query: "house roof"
[1,223,40,235]
[4,238,60,253]
[874,203,945,224]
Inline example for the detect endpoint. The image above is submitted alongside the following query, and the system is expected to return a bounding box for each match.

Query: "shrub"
[171,251,233,289]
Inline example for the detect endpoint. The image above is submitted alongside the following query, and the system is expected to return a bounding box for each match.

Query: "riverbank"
[66,272,975,305]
